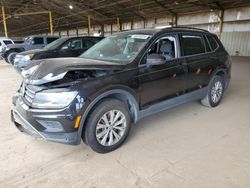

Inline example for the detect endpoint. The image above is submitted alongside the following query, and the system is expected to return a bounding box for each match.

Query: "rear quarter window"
[203,35,211,52]
[207,35,219,51]
[180,34,206,56]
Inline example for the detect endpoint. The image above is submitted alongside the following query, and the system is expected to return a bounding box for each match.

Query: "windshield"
[44,38,67,50]
[24,37,32,44]
[80,33,151,63]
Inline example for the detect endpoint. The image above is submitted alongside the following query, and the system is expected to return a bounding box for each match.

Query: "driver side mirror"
[147,53,166,67]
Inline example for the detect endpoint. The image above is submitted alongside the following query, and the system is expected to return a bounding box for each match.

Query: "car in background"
[12,28,231,153]
[0,37,14,57]
[14,36,104,72]
[2,35,59,64]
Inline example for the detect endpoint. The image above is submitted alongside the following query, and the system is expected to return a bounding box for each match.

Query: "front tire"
[7,52,17,64]
[84,99,131,153]
[201,75,224,107]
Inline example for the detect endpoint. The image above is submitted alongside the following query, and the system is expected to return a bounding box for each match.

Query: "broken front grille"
[20,83,36,105]
[24,86,35,104]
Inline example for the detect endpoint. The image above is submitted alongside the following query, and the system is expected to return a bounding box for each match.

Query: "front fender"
[76,88,139,144]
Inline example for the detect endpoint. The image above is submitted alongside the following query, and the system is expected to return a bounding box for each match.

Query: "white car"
[0,37,14,57]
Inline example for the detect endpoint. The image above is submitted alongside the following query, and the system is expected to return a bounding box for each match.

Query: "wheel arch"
[212,68,230,89]
[77,89,140,144]
[6,48,25,55]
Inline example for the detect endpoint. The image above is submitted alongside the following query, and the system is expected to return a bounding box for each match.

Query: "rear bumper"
[12,96,80,145]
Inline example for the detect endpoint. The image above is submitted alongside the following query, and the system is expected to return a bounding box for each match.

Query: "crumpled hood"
[23,57,125,85]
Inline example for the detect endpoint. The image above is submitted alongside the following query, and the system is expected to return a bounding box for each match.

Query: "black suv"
[14,36,104,71]
[2,35,59,64]
[12,28,231,153]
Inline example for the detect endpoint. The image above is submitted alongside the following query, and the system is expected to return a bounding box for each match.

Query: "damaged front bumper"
[11,94,81,145]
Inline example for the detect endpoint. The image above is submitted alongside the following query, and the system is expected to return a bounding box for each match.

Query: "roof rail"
[168,27,210,33]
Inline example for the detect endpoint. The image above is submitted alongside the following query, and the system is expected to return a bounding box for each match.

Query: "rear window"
[82,38,102,49]
[207,35,218,51]
[46,37,59,44]
[33,37,44,45]
[3,40,13,45]
[180,34,205,56]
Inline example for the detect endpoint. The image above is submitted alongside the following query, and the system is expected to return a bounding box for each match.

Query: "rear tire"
[84,99,131,153]
[201,75,224,107]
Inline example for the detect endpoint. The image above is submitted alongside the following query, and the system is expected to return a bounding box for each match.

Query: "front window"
[61,38,82,50]
[33,37,44,45]
[141,35,177,65]
[80,33,151,63]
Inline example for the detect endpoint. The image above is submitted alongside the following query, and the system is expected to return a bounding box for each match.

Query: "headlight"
[23,54,34,60]
[15,54,34,63]
[32,89,78,109]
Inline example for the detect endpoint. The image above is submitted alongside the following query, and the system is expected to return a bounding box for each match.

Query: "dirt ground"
[0,57,250,188]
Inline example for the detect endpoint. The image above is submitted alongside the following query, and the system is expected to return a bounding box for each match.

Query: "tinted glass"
[33,37,44,45]
[180,34,205,56]
[207,35,218,51]
[46,37,58,44]
[82,38,102,49]
[3,40,13,45]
